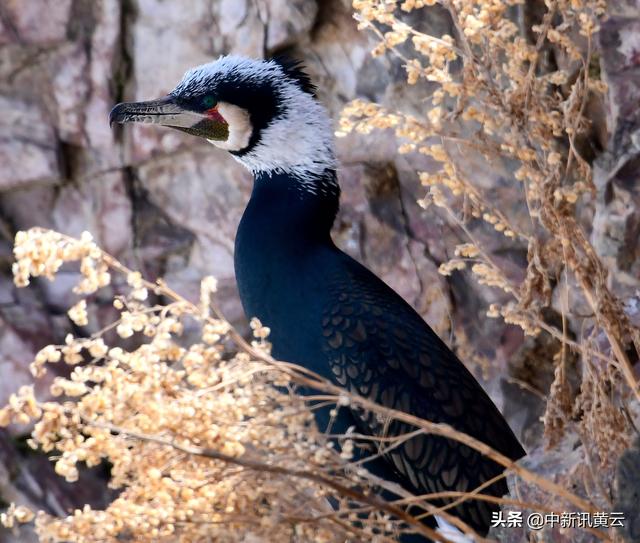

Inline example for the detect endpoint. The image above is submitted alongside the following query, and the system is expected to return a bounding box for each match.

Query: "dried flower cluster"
[3,228,433,543]
[340,0,638,537]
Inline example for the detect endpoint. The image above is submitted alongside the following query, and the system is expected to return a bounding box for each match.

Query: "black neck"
[234,168,341,366]
[234,168,341,324]
[243,169,340,245]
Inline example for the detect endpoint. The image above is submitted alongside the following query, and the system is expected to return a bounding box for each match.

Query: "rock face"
[0,0,638,540]
[594,1,640,295]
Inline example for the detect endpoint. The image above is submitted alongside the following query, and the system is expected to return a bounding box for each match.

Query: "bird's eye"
[203,96,216,108]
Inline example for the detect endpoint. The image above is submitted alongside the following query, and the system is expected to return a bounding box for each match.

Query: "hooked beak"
[109,96,229,140]
[109,96,194,127]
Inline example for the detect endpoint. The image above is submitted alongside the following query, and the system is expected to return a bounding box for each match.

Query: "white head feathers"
[172,56,337,193]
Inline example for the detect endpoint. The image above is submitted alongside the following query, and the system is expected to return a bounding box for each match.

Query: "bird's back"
[236,206,524,535]
[319,250,525,534]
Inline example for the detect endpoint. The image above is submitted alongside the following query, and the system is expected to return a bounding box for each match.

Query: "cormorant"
[110,55,526,540]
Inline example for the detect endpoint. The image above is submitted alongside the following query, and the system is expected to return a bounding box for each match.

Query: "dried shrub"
[340,0,638,535]
[1,229,424,542]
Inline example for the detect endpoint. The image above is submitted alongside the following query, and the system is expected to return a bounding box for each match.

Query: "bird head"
[110,56,336,182]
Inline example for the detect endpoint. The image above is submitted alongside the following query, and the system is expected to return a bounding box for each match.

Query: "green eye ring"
[203,96,216,108]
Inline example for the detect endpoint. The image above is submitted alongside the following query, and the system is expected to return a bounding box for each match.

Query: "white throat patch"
[207,102,252,151]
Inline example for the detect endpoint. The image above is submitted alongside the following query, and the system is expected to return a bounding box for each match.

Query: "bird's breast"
[234,218,336,374]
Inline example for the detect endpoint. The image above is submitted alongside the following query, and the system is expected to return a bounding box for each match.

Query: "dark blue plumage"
[235,170,525,537]
[110,54,526,541]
